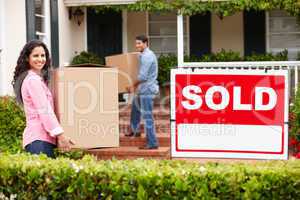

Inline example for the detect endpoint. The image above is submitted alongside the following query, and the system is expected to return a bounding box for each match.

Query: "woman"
[12,40,74,158]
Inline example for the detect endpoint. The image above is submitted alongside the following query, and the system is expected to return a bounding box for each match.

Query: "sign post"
[171,69,289,160]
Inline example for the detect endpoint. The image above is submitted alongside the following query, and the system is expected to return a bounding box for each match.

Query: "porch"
[60,0,300,66]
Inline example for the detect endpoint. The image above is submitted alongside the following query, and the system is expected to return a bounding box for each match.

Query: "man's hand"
[127,80,142,93]
[57,134,75,152]
[126,85,135,93]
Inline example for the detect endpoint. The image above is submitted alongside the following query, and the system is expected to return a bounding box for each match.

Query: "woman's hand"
[57,134,75,152]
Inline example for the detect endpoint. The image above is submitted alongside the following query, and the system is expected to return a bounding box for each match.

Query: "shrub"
[289,84,300,156]
[71,51,104,65]
[0,96,25,153]
[0,96,84,159]
[244,50,288,61]
[54,149,86,160]
[202,49,242,62]
[157,54,177,86]
[0,153,300,199]
[157,50,289,85]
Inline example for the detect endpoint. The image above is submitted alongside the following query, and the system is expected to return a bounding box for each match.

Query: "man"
[126,35,159,150]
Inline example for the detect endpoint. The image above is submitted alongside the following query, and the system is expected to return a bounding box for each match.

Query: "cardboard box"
[51,65,119,149]
[105,52,139,93]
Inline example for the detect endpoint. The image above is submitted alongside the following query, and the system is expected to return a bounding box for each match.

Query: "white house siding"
[212,12,244,56]
[0,0,27,96]
[126,11,147,52]
[58,1,87,66]
[0,0,5,95]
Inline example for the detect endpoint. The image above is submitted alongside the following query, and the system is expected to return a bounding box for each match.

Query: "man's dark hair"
[136,35,148,45]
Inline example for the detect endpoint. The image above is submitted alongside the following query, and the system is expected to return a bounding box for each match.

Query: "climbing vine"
[90,0,300,17]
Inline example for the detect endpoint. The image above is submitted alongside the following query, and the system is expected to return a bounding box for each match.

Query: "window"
[35,0,51,48]
[267,10,300,60]
[148,12,189,56]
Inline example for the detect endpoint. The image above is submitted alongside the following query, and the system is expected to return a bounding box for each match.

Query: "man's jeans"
[130,94,158,147]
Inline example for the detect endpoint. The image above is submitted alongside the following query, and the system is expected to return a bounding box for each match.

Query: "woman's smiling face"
[28,46,46,73]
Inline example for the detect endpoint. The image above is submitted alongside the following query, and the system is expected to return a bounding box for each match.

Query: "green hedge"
[0,153,300,199]
[158,50,289,85]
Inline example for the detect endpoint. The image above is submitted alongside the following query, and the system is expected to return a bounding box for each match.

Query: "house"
[0,0,300,95]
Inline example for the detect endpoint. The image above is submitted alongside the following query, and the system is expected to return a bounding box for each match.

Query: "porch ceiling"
[64,0,139,7]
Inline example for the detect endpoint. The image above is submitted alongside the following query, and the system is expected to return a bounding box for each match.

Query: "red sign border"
[172,70,288,156]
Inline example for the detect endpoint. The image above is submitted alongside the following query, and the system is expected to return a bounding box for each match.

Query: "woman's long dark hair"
[12,40,51,105]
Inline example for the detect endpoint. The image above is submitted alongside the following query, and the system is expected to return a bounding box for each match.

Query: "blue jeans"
[130,94,158,147]
[25,140,56,158]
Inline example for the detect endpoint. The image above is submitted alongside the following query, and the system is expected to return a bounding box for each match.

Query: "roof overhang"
[63,0,226,7]
[64,0,139,7]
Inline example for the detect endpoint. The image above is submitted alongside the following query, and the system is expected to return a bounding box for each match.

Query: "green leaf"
[137,184,147,200]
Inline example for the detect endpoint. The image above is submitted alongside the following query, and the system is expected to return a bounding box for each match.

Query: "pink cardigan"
[21,70,63,148]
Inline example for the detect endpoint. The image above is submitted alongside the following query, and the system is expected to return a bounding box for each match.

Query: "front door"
[87,8,122,61]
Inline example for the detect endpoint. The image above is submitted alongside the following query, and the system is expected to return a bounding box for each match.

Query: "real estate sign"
[171,69,289,160]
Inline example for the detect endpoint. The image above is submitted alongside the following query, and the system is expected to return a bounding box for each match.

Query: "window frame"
[266,10,300,60]
[35,0,51,50]
[147,12,190,56]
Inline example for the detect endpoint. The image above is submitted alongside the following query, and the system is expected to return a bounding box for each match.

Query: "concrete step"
[88,146,170,160]
[119,133,170,147]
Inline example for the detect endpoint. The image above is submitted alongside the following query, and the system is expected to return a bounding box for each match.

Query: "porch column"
[177,12,184,67]
[25,0,35,41]
[50,0,60,68]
